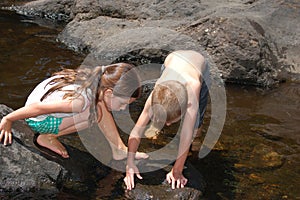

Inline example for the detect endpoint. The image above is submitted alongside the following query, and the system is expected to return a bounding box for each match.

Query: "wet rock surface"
[0,104,110,199]
[0,105,64,195]
[110,159,205,200]
[3,0,300,87]
[1,1,299,199]
[1,101,206,199]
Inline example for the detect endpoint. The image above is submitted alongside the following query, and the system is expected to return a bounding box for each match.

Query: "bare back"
[157,50,206,86]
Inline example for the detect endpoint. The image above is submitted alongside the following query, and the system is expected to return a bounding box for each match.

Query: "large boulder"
[0,104,65,196]
[0,104,110,198]
[182,0,300,86]
[3,0,74,21]
[7,0,298,87]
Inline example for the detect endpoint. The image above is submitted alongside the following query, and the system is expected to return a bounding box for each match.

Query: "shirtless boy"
[124,50,209,189]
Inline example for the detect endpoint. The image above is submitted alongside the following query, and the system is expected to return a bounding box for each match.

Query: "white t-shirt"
[25,76,92,121]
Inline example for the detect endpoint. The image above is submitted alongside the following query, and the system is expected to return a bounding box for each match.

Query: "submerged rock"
[252,144,284,169]
[126,182,202,200]
[234,143,284,172]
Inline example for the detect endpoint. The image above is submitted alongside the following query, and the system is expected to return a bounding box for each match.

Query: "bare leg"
[36,104,148,160]
[36,108,90,158]
[36,134,69,158]
[97,102,149,160]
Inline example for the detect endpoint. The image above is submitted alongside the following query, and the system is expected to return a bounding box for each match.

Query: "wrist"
[126,154,135,165]
[172,162,184,173]
[3,116,11,122]
[172,167,183,174]
[127,159,135,166]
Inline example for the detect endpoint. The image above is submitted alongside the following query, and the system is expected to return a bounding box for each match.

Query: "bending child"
[124,50,209,190]
[0,63,148,160]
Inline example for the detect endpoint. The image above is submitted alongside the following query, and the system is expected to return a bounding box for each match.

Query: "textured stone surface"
[0,104,109,198]
[4,0,299,87]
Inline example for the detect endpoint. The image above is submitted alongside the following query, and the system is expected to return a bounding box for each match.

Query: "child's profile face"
[105,94,135,111]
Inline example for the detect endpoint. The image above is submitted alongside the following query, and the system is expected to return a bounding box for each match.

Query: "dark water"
[1,9,299,200]
[0,10,83,109]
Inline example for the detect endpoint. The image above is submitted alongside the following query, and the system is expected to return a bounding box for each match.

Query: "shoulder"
[185,79,201,99]
[69,95,86,112]
[166,50,204,62]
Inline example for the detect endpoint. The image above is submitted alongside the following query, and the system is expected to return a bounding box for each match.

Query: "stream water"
[0,9,299,200]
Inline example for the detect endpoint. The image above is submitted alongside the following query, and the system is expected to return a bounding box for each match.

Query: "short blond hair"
[144,81,187,138]
[151,80,188,123]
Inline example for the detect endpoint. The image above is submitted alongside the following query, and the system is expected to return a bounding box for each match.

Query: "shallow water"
[0,10,83,109]
[0,9,299,200]
[194,84,300,199]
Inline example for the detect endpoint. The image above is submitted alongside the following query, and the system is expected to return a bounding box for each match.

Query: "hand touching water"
[124,163,143,190]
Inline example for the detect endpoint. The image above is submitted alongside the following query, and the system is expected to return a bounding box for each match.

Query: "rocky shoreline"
[1,0,299,199]
[0,103,205,199]
[3,0,300,87]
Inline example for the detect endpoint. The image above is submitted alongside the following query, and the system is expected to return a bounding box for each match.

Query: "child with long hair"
[0,63,148,159]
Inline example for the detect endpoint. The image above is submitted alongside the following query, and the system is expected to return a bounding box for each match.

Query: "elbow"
[33,102,48,114]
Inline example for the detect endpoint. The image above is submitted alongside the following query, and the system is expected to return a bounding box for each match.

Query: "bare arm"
[96,101,126,154]
[0,96,85,145]
[6,99,82,121]
[166,81,200,189]
[124,95,152,190]
[173,102,198,171]
[127,95,152,163]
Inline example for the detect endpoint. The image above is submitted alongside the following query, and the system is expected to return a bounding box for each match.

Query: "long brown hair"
[41,63,141,123]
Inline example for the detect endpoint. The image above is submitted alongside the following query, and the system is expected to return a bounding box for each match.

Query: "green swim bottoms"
[25,116,63,134]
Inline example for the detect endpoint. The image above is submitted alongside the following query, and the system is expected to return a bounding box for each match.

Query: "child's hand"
[166,169,188,189]
[124,163,143,190]
[0,117,13,145]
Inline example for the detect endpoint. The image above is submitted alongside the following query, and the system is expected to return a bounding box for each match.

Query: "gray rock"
[0,101,205,199]
[0,104,110,198]
[5,0,300,86]
[0,104,65,196]
[3,0,73,21]
[110,159,206,200]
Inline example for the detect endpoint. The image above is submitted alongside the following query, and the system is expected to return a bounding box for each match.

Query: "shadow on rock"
[0,104,110,199]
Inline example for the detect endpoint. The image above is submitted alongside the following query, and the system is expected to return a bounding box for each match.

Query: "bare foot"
[135,151,149,159]
[37,134,69,158]
[112,148,149,160]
